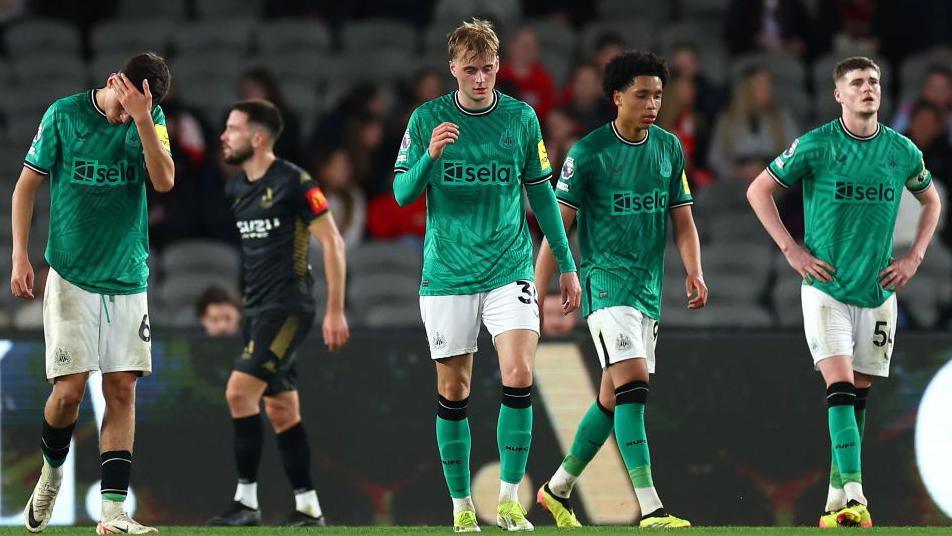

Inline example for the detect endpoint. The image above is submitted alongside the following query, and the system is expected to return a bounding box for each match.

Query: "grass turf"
[2,527,949,535]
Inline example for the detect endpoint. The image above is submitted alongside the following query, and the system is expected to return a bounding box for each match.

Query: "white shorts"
[586,306,658,372]
[419,280,540,359]
[44,268,152,381]
[801,284,897,378]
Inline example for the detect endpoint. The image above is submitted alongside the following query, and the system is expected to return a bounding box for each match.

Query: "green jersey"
[767,117,932,308]
[556,123,694,319]
[24,90,170,295]
[394,90,553,295]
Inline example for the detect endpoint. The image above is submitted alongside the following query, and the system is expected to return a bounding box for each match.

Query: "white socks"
[549,466,578,498]
[295,489,322,518]
[234,481,258,510]
[826,485,847,512]
[844,482,868,506]
[101,497,124,521]
[499,481,520,504]
[452,496,476,515]
[634,486,663,516]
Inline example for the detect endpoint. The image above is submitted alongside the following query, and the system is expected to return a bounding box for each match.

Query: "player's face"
[450,52,498,105]
[614,75,664,129]
[835,68,881,116]
[200,303,241,337]
[220,110,256,165]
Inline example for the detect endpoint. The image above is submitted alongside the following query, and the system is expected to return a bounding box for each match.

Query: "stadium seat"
[11,54,87,89]
[194,0,263,18]
[525,19,577,59]
[580,19,659,56]
[898,50,952,103]
[160,239,241,281]
[255,20,333,54]
[250,51,329,87]
[348,273,420,313]
[171,20,254,55]
[91,18,173,58]
[341,19,418,55]
[347,241,422,278]
[432,0,523,30]
[173,51,244,82]
[117,0,187,19]
[3,18,82,57]
[157,273,239,311]
[596,0,671,22]
[539,50,571,87]
[680,0,732,18]
[772,274,804,327]
[362,303,423,327]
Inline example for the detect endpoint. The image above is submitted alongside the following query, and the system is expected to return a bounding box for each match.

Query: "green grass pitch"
[2,527,948,535]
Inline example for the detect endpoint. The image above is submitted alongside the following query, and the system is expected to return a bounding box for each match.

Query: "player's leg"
[96,291,156,535]
[26,268,98,533]
[537,359,615,528]
[263,370,326,525]
[484,280,541,532]
[423,293,481,532]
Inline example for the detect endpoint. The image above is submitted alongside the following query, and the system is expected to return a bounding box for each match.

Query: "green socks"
[827,383,862,485]
[562,399,614,476]
[498,386,533,485]
[829,387,868,490]
[614,382,653,488]
[436,395,472,499]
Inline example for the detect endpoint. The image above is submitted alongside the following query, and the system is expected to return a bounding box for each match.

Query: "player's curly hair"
[120,52,171,104]
[602,51,669,100]
[447,18,500,61]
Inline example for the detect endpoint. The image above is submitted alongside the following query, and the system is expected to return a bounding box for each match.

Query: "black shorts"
[234,311,314,396]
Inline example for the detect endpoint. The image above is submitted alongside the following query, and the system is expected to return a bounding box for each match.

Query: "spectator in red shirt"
[497,25,556,117]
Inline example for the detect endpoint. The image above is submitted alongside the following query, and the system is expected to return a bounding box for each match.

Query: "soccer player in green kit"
[533,51,707,529]
[10,53,174,534]
[747,57,942,528]
[393,19,581,532]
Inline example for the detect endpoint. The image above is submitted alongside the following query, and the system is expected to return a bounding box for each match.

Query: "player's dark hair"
[833,56,881,83]
[231,99,284,141]
[120,52,172,104]
[195,286,241,319]
[603,51,669,99]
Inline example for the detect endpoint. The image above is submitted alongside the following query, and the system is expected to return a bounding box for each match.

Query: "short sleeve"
[394,109,425,174]
[767,136,811,188]
[905,149,933,193]
[24,104,60,175]
[151,105,171,154]
[522,108,553,185]
[554,145,586,210]
[668,140,694,209]
[296,171,330,224]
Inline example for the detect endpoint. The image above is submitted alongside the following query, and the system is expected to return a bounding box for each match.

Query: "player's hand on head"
[428,122,459,160]
[559,272,581,314]
[784,244,835,284]
[10,256,35,300]
[879,254,920,290]
[110,73,152,123]
[322,311,350,352]
[685,274,708,309]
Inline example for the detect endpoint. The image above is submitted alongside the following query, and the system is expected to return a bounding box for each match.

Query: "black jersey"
[226,159,329,315]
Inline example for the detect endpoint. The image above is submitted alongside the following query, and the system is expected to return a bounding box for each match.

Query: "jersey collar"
[89,89,108,119]
[611,121,649,146]
[454,90,499,116]
[838,116,881,141]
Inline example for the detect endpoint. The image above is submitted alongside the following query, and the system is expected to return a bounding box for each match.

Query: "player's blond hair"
[447,18,499,62]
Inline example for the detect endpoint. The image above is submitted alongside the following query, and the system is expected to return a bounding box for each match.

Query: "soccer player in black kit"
[207,100,350,526]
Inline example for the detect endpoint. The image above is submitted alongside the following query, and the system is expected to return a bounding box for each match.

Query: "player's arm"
[747,169,834,283]
[526,183,580,311]
[670,206,708,309]
[535,203,578,327]
[880,180,943,290]
[10,167,45,299]
[393,120,457,206]
[308,214,350,351]
[111,74,174,192]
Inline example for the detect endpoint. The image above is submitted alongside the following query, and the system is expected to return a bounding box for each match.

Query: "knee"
[103,377,136,407]
[597,392,616,412]
[264,401,299,432]
[501,364,533,388]
[438,379,470,401]
[225,385,254,411]
[51,384,85,413]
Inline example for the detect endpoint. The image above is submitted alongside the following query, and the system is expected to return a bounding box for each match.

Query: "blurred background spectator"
[196,286,242,337]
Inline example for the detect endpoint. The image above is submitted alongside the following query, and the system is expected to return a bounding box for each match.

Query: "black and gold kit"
[225,159,329,392]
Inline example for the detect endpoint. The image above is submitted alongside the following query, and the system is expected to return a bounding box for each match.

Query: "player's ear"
[449,60,457,78]
[833,87,842,104]
[613,90,623,108]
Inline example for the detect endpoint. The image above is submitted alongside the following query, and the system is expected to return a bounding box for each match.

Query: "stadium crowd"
[1,0,951,329]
